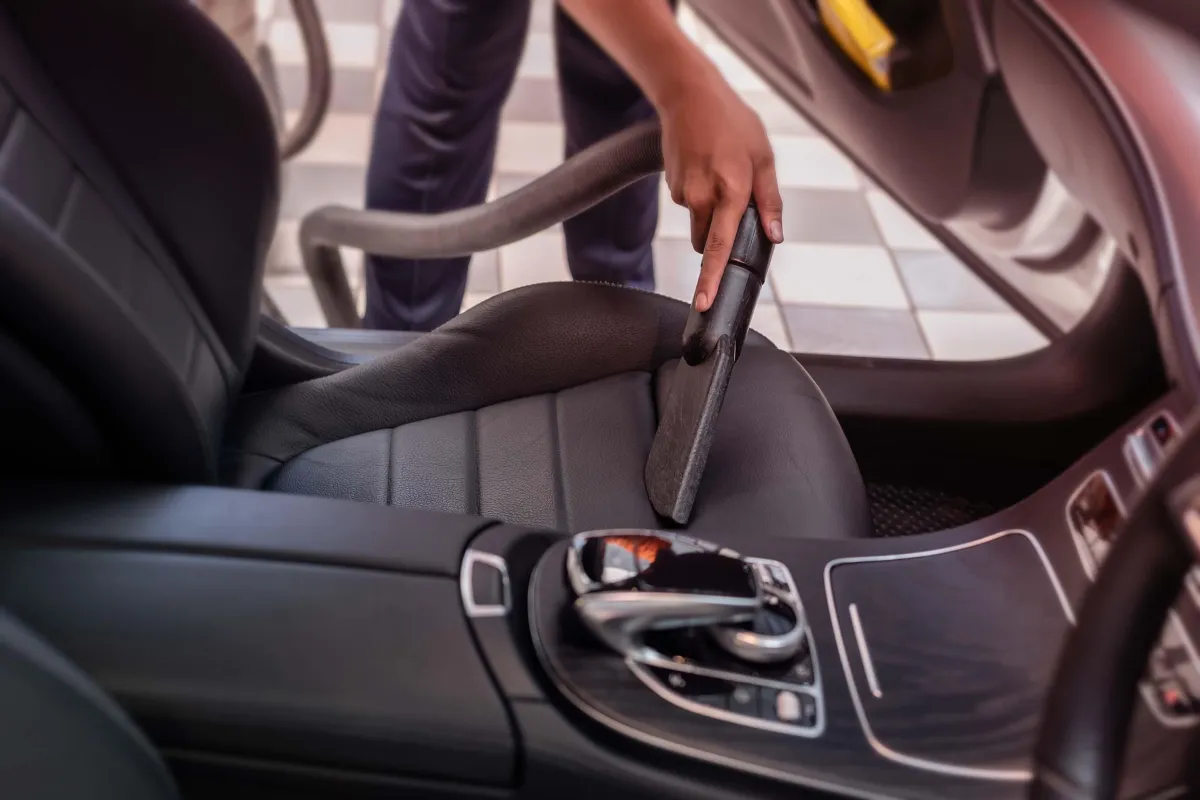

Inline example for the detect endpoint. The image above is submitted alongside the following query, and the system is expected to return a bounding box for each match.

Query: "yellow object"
[817,0,896,91]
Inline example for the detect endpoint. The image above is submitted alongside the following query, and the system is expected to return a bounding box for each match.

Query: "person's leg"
[364,0,531,331]
[554,2,677,291]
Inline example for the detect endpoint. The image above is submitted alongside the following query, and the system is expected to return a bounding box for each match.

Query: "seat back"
[0,0,278,482]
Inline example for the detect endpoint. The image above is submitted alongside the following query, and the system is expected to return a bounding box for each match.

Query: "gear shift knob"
[567,530,805,665]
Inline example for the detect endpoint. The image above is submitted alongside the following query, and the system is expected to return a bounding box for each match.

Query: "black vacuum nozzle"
[645,203,775,524]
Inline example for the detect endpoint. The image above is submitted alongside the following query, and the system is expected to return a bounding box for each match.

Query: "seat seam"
[468,409,480,517]
[386,426,395,506]
[549,391,567,531]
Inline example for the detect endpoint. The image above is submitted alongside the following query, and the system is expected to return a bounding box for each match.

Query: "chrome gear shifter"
[567,530,806,665]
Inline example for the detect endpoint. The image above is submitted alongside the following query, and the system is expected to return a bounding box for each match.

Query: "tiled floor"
[257,0,1047,361]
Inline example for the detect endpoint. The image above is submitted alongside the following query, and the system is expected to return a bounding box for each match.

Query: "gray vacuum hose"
[278,0,332,161]
[299,119,665,327]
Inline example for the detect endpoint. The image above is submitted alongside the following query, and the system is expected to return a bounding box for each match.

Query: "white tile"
[289,112,373,165]
[496,122,564,174]
[657,180,692,239]
[770,243,909,309]
[771,136,860,190]
[865,190,943,250]
[917,310,1048,361]
[677,5,708,44]
[266,275,328,328]
[500,232,570,289]
[518,32,555,79]
[751,303,791,350]
[269,20,380,68]
[461,292,496,313]
[268,219,301,268]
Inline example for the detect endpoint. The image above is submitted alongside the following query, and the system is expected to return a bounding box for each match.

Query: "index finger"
[694,200,746,312]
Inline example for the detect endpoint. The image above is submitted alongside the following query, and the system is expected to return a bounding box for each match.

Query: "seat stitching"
[468,410,480,517]
[386,426,395,506]
[549,391,567,531]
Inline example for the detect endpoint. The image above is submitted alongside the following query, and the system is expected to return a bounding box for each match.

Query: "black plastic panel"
[828,532,1071,775]
[0,484,491,576]
[689,0,1045,224]
[0,548,516,786]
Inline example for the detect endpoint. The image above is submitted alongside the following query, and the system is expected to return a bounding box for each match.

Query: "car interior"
[1,0,1199,798]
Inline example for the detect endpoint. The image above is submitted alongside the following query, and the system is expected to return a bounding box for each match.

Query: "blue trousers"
[363,0,664,331]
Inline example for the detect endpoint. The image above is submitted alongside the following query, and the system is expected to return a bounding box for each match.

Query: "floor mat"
[867,482,1000,537]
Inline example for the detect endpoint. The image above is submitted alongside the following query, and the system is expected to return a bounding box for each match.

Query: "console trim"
[628,658,826,739]
[530,556,889,800]
[460,550,511,618]
[824,529,1073,782]
[849,603,882,699]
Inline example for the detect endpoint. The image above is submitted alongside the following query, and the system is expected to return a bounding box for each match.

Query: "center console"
[0,392,1197,799]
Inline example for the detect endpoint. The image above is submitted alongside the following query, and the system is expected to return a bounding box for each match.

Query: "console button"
[1150,414,1178,448]
[759,688,817,726]
[729,683,759,716]
[1156,679,1193,716]
[650,667,732,710]
[790,657,815,685]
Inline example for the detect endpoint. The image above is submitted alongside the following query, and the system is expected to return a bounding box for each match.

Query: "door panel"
[689,0,1045,228]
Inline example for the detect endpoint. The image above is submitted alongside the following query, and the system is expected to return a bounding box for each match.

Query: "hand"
[660,78,784,311]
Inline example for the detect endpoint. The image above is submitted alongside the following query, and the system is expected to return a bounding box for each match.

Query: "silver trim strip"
[460,550,511,618]
[849,604,882,699]
[824,529,1072,782]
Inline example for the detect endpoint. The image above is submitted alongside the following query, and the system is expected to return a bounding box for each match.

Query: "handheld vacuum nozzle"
[645,202,775,524]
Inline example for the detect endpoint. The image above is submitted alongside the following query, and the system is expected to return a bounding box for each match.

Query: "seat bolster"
[224,283,772,480]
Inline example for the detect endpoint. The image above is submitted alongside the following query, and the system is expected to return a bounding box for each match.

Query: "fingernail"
[694,291,708,311]
[769,220,784,243]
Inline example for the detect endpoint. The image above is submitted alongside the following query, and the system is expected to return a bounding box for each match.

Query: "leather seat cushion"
[224,283,871,542]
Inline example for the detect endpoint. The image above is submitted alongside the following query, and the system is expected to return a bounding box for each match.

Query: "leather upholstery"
[0,1,277,482]
[231,285,871,541]
[0,0,869,543]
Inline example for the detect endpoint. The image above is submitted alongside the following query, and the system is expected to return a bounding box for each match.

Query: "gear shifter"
[567,531,805,665]
[561,530,824,735]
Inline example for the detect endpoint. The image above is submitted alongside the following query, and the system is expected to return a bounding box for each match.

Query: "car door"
[685,0,1102,330]
[687,0,1040,231]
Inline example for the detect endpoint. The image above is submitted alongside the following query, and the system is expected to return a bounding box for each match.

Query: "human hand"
[660,77,784,311]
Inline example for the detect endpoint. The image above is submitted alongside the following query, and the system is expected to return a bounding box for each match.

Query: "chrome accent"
[1064,469,1126,582]
[824,530,1073,782]
[1123,411,1181,488]
[574,590,758,662]
[460,550,511,619]
[532,550,875,797]
[569,530,804,665]
[708,586,805,664]
[849,604,882,699]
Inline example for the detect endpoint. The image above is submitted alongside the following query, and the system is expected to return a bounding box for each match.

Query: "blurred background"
[250,0,1048,361]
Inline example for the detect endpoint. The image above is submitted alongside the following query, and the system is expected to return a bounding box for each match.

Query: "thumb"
[753,159,785,244]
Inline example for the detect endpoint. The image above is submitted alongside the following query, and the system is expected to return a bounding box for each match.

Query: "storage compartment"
[0,485,519,790]
[825,530,1072,779]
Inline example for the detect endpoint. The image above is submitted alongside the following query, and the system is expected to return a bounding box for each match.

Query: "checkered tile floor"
[258,0,1047,361]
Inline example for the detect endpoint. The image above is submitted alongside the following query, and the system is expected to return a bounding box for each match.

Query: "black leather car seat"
[0,0,871,542]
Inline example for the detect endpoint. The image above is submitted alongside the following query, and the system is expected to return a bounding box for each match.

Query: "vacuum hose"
[299,120,665,327]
